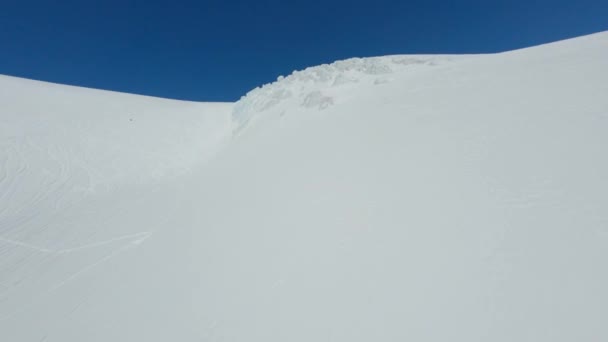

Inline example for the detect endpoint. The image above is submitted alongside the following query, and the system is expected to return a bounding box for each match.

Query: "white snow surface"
[1,32,608,341]
[232,54,469,131]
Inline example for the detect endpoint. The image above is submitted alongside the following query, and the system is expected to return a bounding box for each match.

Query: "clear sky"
[1,0,606,102]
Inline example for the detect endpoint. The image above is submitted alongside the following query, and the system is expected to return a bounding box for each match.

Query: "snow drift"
[1,32,607,341]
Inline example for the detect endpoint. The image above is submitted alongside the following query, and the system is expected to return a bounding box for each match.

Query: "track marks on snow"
[0,231,152,322]
[0,232,151,255]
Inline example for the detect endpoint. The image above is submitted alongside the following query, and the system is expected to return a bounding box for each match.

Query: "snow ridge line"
[231,55,461,132]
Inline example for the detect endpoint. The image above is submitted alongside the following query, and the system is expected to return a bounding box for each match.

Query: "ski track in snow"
[48,232,152,292]
[0,231,153,322]
[0,231,152,255]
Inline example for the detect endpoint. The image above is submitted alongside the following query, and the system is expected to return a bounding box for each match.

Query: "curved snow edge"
[231,54,466,133]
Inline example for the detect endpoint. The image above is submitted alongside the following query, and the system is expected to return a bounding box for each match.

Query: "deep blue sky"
[1,0,607,102]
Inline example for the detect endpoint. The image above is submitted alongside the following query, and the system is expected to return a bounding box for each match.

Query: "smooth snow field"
[1,32,607,341]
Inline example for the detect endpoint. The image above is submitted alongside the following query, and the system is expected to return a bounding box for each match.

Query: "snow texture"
[232,55,466,131]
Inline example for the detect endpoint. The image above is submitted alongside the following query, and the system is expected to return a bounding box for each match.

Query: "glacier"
[1,32,607,341]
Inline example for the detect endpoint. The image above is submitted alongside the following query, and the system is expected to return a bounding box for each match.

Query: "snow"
[1,32,608,341]
[232,54,468,131]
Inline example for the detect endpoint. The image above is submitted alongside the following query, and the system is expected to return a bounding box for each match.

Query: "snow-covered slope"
[0,76,231,249]
[1,32,607,341]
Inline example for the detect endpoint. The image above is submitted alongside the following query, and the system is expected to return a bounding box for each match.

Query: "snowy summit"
[1,32,607,341]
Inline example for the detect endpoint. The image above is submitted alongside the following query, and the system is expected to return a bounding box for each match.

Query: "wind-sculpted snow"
[232,55,467,131]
